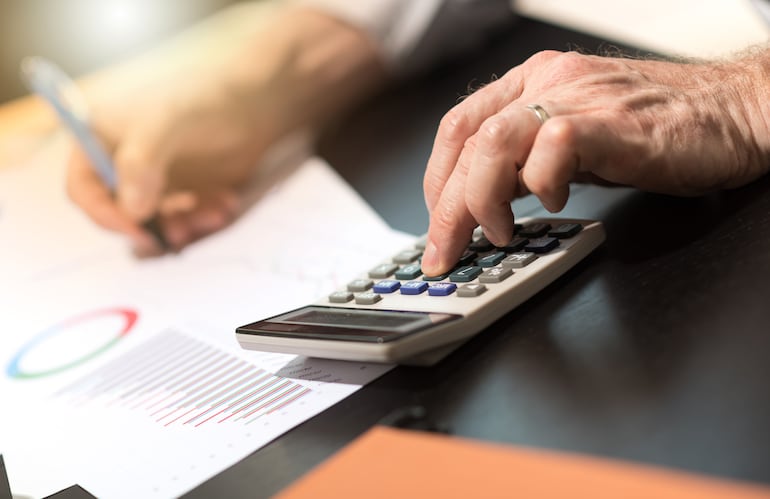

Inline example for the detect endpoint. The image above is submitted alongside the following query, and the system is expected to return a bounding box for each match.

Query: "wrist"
[732,50,770,167]
[224,6,388,141]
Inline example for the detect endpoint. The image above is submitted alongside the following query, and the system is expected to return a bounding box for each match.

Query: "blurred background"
[0,0,243,104]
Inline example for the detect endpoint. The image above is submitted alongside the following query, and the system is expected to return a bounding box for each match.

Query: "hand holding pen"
[21,56,247,255]
[21,56,172,253]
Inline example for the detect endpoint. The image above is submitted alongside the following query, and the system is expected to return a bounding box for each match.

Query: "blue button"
[428,283,457,296]
[400,281,428,295]
[373,280,401,293]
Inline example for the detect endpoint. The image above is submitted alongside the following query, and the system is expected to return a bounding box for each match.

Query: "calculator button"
[449,266,483,282]
[525,237,560,253]
[498,237,528,253]
[414,236,428,250]
[395,264,422,280]
[476,251,506,268]
[373,280,401,294]
[457,250,478,267]
[347,279,374,292]
[479,267,513,283]
[355,292,382,305]
[502,253,537,268]
[393,249,422,264]
[513,223,524,234]
[368,263,399,278]
[423,271,452,281]
[328,291,354,303]
[548,223,583,239]
[428,283,457,296]
[468,236,494,252]
[457,283,487,297]
[519,223,551,238]
[400,281,428,295]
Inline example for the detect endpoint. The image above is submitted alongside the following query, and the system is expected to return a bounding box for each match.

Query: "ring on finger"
[525,103,551,125]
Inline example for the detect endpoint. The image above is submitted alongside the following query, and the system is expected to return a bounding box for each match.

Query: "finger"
[162,190,240,250]
[465,104,542,246]
[113,111,175,223]
[65,144,152,247]
[421,145,479,277]
[424,75,525,214]
[519,115,628,212]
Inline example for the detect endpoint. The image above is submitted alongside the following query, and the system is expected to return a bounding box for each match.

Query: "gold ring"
[526,104,550,125]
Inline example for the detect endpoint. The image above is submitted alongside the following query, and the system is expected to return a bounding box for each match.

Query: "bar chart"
[54,329,311,426]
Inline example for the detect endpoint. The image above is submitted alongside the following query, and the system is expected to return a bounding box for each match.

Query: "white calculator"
[236,218,605,365]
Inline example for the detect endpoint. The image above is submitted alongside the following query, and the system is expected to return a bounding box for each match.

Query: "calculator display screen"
[238,306,460,343]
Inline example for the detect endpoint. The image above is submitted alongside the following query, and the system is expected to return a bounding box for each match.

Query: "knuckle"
[477,115,511,152]
[465,190,493,221]
[552,51,590,73]
[540,118,579,149]
[438,106,470,144]
[525,50,561,67]
[431,203,462,237]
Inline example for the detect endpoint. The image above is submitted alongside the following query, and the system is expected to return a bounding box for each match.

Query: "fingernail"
[421,240,439,275]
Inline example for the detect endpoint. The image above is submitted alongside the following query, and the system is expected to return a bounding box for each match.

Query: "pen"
[0,455,11,499]
[19,56,169,251]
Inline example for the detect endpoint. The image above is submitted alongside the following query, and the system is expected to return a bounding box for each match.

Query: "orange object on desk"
[277,426,770,499]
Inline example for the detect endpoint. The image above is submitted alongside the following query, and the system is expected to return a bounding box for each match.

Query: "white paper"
[0,137,414,498]
[513,0,770,59]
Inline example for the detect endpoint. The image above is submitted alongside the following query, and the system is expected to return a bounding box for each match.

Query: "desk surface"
[184,18,770,497]
[2,16,768,499]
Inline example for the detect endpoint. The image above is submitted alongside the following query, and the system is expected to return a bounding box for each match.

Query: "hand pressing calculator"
[236,218,605,365]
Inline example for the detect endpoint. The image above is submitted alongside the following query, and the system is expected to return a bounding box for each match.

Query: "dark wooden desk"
[187,17,770,497]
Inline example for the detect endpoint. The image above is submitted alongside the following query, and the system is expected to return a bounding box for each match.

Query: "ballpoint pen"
[19,56,169,251]
[0,455,11,499]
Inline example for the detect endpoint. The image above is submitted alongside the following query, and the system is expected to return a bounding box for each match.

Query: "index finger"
[423,72,524,214]
[65,142,153,247]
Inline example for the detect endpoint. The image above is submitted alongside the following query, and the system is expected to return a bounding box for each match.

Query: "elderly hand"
[421,49,770,276]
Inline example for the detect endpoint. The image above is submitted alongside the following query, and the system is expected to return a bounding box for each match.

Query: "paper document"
[514,0,770,58]
[0,137,413,498]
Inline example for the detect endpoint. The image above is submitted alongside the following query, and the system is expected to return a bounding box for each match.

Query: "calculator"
[236,218,605,365]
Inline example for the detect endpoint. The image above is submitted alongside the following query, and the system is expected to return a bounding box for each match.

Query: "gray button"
[457,283,487,297]
[329,291,354,303]
[347,279,374,292]
[368,263,399,278]
[501,252,537,268]
[393,249,422,264]
[355,292,382,305]
[395,264,422,280]
[479,267,513,283]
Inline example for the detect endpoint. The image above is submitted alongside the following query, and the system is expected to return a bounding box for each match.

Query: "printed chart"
[0,152,410,498]
[55,330,311,427]
[6,307,138,379]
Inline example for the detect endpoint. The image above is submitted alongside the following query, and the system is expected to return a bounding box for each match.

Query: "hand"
[421,50,770,275]
[65,5,386,255]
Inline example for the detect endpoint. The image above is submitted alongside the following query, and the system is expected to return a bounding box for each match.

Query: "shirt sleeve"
[294,0,516,76]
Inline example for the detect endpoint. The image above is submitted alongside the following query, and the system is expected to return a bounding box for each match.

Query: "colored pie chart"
[6,307,138,379]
